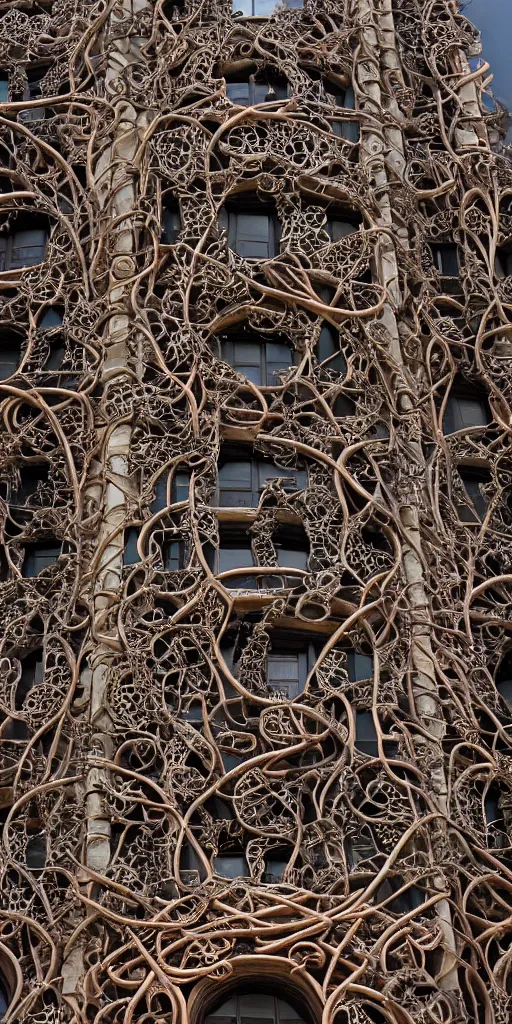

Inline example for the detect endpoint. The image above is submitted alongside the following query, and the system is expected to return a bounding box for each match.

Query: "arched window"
[205,992,307,1024]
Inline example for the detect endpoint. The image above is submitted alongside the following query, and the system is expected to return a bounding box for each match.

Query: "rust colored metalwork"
[0,0,511,1021]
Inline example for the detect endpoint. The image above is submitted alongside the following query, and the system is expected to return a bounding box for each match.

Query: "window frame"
[219,334,296,386]
[431,243,459,277]
[216,446,308,507]
[220,202,281,260]
[21,541,61,577]
[443,389,490,434]
[0,224,48,271]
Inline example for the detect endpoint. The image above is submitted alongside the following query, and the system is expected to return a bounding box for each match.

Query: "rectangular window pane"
[347,652,373,681]
[219,547,253,572]
[276,547,308,570]
[10,229,47,268]
[240,995,275,1017]
[0,348,20,377]
[173,471,190,503]
[213,854,249,878]
[356,711,378,756]
[162,206,180,244]
[340,120,360,142]
[22,543,61,577]
[265,342,292,384]
[150,475,168,513]
[124,527,140,565]
[329,219,358,241]
[163,540,182,571]
[253,83,269,103]
[235,213,270,258]
[226,82,250,105]
[233,340,261,364]
[0,76,8,102]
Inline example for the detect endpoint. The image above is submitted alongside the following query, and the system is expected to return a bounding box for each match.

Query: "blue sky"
[465,0,512,114]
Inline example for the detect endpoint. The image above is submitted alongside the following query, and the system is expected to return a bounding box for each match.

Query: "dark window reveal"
[124,526,141,565]
[263,852,289,882]
[19,66,49,123]
[213,852,249,877]
[458,467,491,521]
[162,202,181,244]
[443,386,491,434]
[218,334,295,385]
[0,219,48,270]
[21,541,61,577]
[226,74,288,105]
[496,653,512,711]
[217,446,307,507]
[325,83,360,141]
[0,332,21,377]
[220,200,281,259]
[431,244,459,276]
[495,248,512,279]
[317,324,347,375]
[355,711,378,757]
[205,992,306,1024]
[38,307,63,330]
[347,652,373,681]
[327,209,362,240]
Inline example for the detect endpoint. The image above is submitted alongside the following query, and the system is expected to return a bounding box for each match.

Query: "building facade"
[0,0,511,1021]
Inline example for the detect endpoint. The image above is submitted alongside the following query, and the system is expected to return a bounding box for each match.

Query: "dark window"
[220,200,281,259]
[162,538,184,571]
[317,324,346,375]
[443,386,490,434]
[266,632,318,698]
[327,209,362,240]
[218,527,256,589]
[0,74,8,102]
[431,244,459,276]
[172,469,190,503]
[18,66,49,123]
[0,219,49,271]
[0,333,21,377]
[355,711,378,757]
[217,446,307,507]
[26,829,46,871]
[38,307,63,330]
[496,653,512,711]
[213,852,249,877]
[0,978,7,1019]
[16,649,44,708]
[326,84,359,141]
[150,474,169,514]
[495,248,512,279]
[347,652,373,682]
[226,74,288,105]
[124,526,141,565]
[21,541,60,577]
[44,342,65,371]
[376,877,425,913]
[267,651,307,699]
[458,467,491,521]
[205,992,306,1024]
[162,201,181,244]
[11,463,49,504]
[263,852,289,882]
[218,334,295,385]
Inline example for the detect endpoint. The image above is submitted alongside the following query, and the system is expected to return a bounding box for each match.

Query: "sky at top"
[463,0,512,120]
